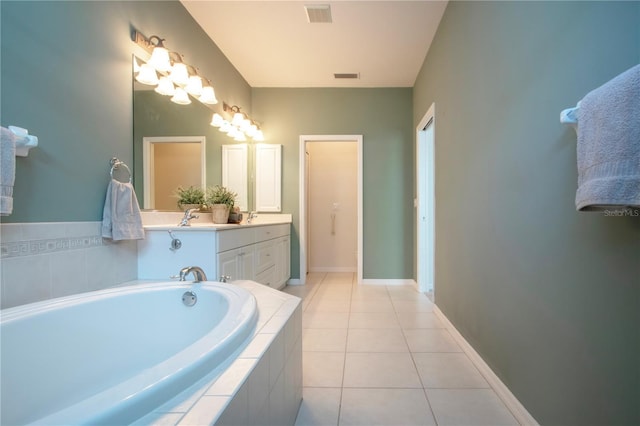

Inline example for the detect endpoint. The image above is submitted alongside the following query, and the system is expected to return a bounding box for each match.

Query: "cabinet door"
[238,246,255,281]
[255,144,282,212]
[274,236,291,289]
[222,144,248,211]
[217,249,239,282]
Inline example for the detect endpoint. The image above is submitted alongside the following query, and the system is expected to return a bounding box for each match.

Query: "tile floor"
[283,272,520,426]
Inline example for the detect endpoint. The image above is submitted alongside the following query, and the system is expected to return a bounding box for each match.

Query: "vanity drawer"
[255,224,290,242]
[255,241,276,273]
[255,265,276,288]
[217,227,255,252]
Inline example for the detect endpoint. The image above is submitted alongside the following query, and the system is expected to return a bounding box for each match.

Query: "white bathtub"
[0,281,258,425]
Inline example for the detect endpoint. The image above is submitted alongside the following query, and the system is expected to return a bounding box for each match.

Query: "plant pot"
[211,204,230,224]
[178,203,201,212]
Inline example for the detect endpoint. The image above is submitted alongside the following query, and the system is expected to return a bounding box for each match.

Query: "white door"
[416,104,435,297]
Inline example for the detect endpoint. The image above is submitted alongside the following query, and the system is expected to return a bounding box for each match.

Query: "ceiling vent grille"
[305,5,332,23]
[334,73,360,79]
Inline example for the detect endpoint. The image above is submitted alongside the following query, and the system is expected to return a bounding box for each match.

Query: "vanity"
[137,216,291,290]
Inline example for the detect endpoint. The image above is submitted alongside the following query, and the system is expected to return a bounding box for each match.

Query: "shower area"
[306,141,358,273]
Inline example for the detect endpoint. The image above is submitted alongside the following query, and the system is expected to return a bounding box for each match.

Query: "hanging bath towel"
[101,179,145,240]
[576,64,640,211]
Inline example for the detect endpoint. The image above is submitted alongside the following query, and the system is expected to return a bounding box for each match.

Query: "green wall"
[252,88,414,280]
[1,1,250,223]
[413,2,640,425]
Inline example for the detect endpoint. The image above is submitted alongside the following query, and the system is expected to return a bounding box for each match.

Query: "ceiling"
[180,1,448,88]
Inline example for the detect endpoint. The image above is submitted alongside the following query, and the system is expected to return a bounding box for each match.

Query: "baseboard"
[308,267,357,273]
[433,306,539,426]
[361,279,417,287]
[286,279,303,286]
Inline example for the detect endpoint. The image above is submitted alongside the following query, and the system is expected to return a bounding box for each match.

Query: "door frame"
[298,135,363,284]
[416,104,435,296]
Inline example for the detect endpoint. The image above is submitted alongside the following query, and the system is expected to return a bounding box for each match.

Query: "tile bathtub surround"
[133,280,303,426]
[285,272,525,426]
[0,222,137,309]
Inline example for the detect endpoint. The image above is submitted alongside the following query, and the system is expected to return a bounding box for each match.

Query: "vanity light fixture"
[209,103,265,142]
[134,30,263,141]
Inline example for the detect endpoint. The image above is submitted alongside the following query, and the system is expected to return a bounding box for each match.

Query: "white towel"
[1,127,16,216]
[101,179,145,241]
[576,64,640,211]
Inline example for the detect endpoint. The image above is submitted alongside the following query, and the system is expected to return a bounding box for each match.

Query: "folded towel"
[576,64,640,211]
[1,127,17,216]
[101,179,145,241]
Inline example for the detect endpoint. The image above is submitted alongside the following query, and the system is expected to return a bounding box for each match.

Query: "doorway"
[416,104,435,297]
[299,135,363,285]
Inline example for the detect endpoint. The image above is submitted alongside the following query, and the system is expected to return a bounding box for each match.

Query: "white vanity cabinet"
[137,223,290,289]
[216,223,290,289]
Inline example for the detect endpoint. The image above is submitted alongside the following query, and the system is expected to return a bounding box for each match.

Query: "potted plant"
[205,185,237,223]
[174,185,205,211]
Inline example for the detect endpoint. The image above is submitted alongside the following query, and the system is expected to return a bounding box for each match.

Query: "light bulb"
[154,76,175,96]
[170,87,191,105]
[231,112,244,127]
[170,62,189,86]
[184,75,203,96]
[253,130,265,141]
[148,46,171,72]
[135,63,159,86]
[210,113,224,127]
[199,86,218,105]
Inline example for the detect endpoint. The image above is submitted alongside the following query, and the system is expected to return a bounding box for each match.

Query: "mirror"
[132,56,282,212]
[133,56,222,210]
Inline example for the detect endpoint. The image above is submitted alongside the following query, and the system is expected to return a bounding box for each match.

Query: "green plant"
[205,185,237,209]
[174,185,205,207]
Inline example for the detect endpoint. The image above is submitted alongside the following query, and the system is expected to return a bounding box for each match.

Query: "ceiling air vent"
[334,73,360,79]
[305,5,332,23]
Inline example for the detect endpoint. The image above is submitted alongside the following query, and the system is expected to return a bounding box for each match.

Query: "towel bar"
[560,101,580,130]
[109,157,132,183]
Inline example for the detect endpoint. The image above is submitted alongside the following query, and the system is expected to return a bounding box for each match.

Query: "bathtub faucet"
[178,208,199,227]
[178,266,208,283]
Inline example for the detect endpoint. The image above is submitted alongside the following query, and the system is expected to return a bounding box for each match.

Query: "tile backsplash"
[1,222,137,309]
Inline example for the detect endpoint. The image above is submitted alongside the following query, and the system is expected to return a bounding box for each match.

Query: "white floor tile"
[396,312,444,329]
[294,387,341,426]
[392,299,435,312]
[303,329,348,352]
[305,299,351,313]
[403,329,462,353]
[413,353,489,389]
[343,353,422,388]
[347,329,408,352]
[426,389,519,426]
[348,312,401,329]
[303,352,345,387]
[349,299,395,313]
[303,312,349,329]
[339,388,436,426]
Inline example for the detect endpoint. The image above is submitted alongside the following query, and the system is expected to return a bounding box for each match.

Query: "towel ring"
[109,157,132,183]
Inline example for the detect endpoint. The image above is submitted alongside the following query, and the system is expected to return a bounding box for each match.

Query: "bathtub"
[0,281,258,425]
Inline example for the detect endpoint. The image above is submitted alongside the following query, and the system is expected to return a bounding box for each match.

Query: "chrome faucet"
[247,211,258,224]
[178,266,208,282]
[178,208,199,227]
